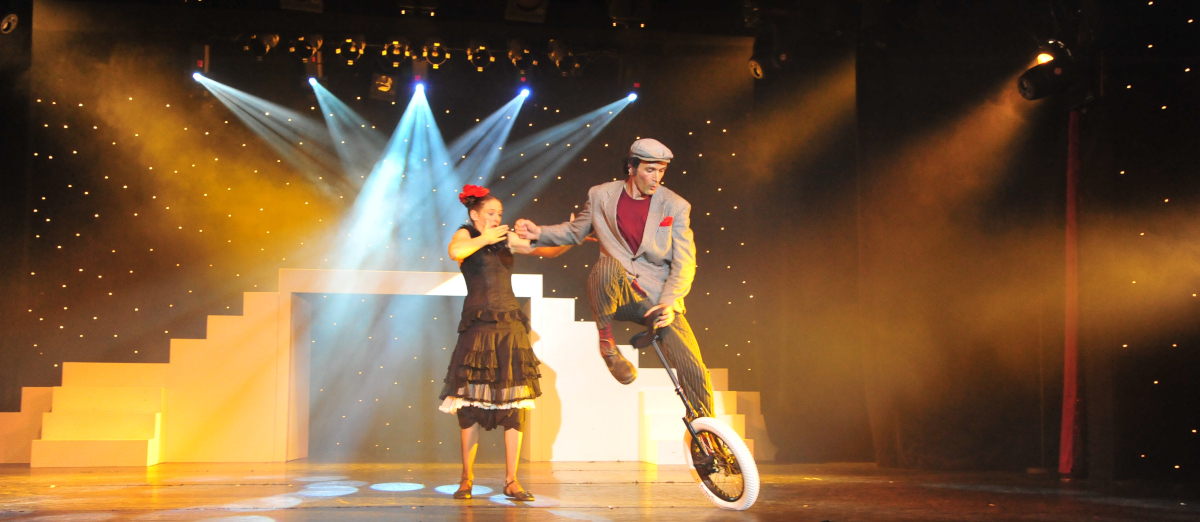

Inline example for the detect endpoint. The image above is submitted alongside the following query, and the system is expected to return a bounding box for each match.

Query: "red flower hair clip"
[459,184,490,205]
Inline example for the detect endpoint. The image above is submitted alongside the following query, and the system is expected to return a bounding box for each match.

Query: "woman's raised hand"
[482,224,509,245]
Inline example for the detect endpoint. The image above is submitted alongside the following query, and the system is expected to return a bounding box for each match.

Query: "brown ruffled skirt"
[439,317,542,431]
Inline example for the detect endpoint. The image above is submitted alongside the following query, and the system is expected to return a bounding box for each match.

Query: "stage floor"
[1,461,1197,521]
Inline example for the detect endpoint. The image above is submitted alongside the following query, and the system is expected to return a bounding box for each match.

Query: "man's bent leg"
[587,256,640,384]
[656,313,713,415]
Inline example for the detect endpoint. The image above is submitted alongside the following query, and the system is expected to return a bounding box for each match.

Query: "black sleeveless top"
[457,224,528,332]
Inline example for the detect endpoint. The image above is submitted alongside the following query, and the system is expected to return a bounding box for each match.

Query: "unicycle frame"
[633,312,759,510]
[634,326,723,474]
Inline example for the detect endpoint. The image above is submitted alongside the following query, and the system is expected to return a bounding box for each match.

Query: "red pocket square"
[659,216,674,227]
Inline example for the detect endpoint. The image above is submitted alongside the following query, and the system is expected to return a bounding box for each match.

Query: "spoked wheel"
[683,416,760,510]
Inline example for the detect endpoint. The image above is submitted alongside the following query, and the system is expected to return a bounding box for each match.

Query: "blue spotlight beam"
[448,94,526,185]
[311,80,388,187]
[490,96,634,214]
[333,88,428,271]
[193,74,348,195]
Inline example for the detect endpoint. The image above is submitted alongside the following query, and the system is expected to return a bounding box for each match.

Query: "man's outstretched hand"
[515,219,541,240]
[645,303,675,329]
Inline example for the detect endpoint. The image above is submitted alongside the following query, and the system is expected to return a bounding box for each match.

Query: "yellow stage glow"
[1036,53,1054,64]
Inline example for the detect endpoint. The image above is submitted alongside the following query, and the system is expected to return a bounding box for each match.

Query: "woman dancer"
[440,184,571,501]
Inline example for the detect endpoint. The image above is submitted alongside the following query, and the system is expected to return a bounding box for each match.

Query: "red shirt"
[617,188,652,254]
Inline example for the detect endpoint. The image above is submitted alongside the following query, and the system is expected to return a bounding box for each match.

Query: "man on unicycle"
[515,138,713,416]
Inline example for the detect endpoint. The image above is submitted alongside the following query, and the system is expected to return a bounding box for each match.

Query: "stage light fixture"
[520,88,530,97]
[308,77,318,86]
[507,39,531,72]
[298,35,324,78]
[467,39,494,72]
[244,34,280,60]
[298,35,323,59]
[370,74,397,102]
[1018,40,1073,101]
[548,39,577,76]
[382,38,411,68]
[627,93,637,102]
[422,38,448,69]
[748,58,764,79]
[190,42,211,77]
[415,83,425,93]
[192,72,203,81]
[335,36,366,66]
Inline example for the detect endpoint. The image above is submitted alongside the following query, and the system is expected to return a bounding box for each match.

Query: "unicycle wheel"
[683,416,760,510]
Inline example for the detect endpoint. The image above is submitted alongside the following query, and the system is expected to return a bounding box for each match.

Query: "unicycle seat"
[630,330,656,349]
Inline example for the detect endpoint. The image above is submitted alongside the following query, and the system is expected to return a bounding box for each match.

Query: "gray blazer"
[537,180,696,313]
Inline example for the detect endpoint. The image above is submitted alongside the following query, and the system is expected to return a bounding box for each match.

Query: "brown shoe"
[453,479,472,499]
[600,339,637,385]
[504,479,534,502]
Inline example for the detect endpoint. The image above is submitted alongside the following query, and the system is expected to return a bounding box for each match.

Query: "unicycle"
[630,313,760,511]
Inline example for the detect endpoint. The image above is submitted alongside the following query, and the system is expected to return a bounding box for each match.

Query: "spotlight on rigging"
[627,92,637,102]
[1018,40,1073,101]
[298,34,324,78]
[244,33,280,60]
[548,39,577,76]
[370,73,397,102]
[382,38,411,69]
[507,39,531,72]
[467,39,494,72]
[335,36,366,66]
[520,88,530,97]
[298,34,323,59]
[415,82,425,93]
[192,72,203,81]
[422,37,448,70]
[308,77,318,86]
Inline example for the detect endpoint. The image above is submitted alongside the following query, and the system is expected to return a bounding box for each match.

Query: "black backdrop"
[2,0,1198,479]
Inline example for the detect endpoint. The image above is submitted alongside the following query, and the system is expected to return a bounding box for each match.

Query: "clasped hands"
[514,218,673,328]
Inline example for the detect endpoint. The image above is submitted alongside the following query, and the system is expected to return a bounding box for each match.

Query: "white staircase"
[0,270,776,467]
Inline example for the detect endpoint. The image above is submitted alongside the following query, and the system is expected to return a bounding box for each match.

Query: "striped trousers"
[587,255,713,415]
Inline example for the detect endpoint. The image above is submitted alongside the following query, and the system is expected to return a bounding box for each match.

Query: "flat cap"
[629,138,673,163]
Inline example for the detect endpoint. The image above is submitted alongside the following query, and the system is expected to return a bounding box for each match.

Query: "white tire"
[683,416,760,510]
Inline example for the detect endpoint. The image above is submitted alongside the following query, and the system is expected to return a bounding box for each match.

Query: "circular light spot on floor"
[295,486,358,497]
[370,482,425,492]
[221,495,304,510]
[292,475,349,482]
[435,484,493,496]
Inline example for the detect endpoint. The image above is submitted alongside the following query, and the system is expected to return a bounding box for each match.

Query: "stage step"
[51,386,164,413]
[62,362,168,387]
[42,412,161,441]
[28,386,166,467]
[0,387,54,464]
[30,439,160,467]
